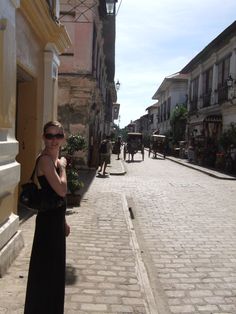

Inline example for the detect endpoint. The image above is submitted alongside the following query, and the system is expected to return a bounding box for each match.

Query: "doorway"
[16,66,38,190]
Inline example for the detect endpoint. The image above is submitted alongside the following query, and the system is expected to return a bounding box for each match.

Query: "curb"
[110,159,127,176]
[121,194,158,314]
[166,156,236,180]
[145,147,236,180]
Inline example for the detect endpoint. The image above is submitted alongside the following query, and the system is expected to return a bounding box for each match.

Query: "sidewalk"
[109,153,127,176]
[165,155,236,180]
[0,155,156,314]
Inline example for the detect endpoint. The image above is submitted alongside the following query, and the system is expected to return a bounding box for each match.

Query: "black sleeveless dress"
[24,172,66,314]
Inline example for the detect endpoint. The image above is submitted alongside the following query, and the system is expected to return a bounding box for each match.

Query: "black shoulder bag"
[19,156,66,212]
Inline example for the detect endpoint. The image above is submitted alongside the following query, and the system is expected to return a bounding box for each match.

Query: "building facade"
[145,103,159,135]
[58,0,117,168]
[181,21,236,165]
[0,0,70,276]
[152,73,188,135]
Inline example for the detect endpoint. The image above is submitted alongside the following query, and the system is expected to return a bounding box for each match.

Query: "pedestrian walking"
[98,135,112,175]
[24,120,70,314]
[114,136,122,160]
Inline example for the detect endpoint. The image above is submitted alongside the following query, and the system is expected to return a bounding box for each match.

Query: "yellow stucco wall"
[0,0,71,276]
[0,0,71,239]
[16,10,44,184]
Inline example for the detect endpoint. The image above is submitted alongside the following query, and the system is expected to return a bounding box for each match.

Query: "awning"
[188,115,205,126]
[204,115,222,123]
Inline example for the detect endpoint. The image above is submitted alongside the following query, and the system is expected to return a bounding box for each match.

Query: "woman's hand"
[65,221,70,237]
[59,157,67,169]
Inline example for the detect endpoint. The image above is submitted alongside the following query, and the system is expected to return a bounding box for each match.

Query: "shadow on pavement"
[150,156,165,160]
[18,169,97,221]
[66,264,77,285]
[18,204,35,224]
[96,173,110,178]
[77,169,97,198]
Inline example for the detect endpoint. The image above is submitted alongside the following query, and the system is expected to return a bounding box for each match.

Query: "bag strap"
[30,155,41,182]
[30,154,58,182]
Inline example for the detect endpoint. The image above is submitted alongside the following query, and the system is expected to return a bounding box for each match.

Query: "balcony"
[217,85,228,104]
[189,98,198,113]
[202,91,211,108]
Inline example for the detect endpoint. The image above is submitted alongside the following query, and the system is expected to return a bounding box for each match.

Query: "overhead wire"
[116,0,122,16]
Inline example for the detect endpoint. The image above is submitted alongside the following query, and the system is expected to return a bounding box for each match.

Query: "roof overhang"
[181,21,236,73]
[20,0,71,54]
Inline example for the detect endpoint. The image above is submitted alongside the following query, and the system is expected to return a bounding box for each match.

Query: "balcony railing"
[189,98,198,112]
[202,91,211,107]
[218,85,228,104]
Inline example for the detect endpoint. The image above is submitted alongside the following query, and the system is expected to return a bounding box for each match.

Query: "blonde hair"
[43,121,64,134]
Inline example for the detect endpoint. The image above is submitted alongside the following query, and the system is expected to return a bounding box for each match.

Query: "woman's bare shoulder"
[37,155,54,169]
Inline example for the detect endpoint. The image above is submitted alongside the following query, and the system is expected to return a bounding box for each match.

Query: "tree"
[219,123,236,151]
[62,134,86,195]
[170,104,187,144]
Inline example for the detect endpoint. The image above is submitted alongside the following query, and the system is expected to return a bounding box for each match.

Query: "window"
[149,114,153,124]
[190,76,199,111]
[163,101,167,121]
[157,109,160,123]
[218,55,230,87]
[167,97,171,119]
[92,24,97,75]
[160,104,163,122]
[202,67,213,107]
[202,67,213,94]
[217,55,231,103]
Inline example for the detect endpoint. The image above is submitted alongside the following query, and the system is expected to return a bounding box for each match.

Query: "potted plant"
[66,168,84,206]
[62,133,86,206]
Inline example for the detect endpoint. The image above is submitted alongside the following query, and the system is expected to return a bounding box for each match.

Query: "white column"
[229,38,236,79]
[0,0,23,277]
[211,56,218,105]
[43,44,60,125]
[197,65,203,109]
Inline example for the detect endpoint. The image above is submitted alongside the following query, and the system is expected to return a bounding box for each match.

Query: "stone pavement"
[0,153,235,314]
[0,155,155,314]
[165,155,236,180]
[145,148,236,180]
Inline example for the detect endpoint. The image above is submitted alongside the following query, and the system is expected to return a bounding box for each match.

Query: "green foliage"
[119,128,129,142]
[63,134,86,155]
[110,123,120,141]
[62,133,86,195]
[66,168,84,194]
[219,123,236,151]
[170,104,187,144]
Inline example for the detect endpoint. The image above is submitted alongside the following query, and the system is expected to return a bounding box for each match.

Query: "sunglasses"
[44,133,64,140]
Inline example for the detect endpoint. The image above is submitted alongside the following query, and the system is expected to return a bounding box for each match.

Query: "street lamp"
[115,80,120,91]
[106,0,117,15]
[227,74,234,87]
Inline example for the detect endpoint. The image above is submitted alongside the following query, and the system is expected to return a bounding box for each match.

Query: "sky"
[115,0,236,128]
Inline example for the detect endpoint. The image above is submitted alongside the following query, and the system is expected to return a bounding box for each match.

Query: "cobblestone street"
[0,152,236,313]
[97,152,236,314]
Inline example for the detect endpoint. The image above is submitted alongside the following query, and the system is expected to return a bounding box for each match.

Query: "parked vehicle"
[123,133,144,161]
[148,134,166,159]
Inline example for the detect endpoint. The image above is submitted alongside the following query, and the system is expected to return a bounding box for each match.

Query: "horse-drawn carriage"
[148,134,166,159]
[123,133,144,161]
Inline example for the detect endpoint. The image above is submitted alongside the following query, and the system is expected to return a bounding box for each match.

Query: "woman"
[24,121,70,314]
[115,136,122,160]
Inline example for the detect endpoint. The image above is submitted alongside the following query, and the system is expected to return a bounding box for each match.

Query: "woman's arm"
[65,219,70,237]
[38,156,67,197]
